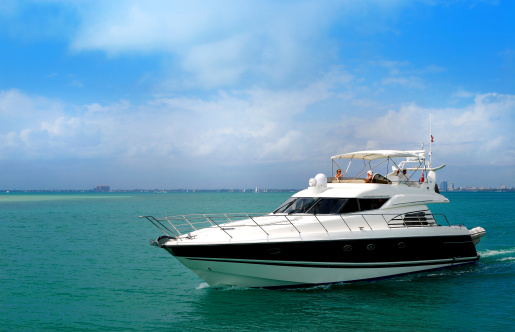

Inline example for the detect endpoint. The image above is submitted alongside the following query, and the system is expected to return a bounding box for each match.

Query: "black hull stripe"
[186,256,480,269]
[167,235,479,264]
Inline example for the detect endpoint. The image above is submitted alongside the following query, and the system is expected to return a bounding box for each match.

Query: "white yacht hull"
[165,228,481,288]
[177,256,479,288]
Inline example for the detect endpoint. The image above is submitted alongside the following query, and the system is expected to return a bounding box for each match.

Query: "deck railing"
[140,212,452,239]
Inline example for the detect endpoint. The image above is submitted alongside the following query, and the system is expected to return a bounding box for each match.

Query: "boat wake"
[469,248,515,276]
[479,248,515,261]
[499,257,515,262]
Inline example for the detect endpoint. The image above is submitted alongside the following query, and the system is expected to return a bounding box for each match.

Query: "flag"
[431,135,434,143]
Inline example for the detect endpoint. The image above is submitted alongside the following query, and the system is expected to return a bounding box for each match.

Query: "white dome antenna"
[314,173,327,187]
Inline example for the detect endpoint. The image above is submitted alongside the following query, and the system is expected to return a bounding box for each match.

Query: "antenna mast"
[429,112,432,167]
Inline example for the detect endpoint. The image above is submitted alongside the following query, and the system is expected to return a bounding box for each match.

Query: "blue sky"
[0,0,514,190]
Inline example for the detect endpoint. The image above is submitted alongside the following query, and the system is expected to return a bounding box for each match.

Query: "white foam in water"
[499,257,515,262]
[480,248,515,258]
[195,282,253,291]
[196,282,211,290]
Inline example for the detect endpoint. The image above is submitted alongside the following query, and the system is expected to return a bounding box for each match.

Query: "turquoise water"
[1,192,514,331]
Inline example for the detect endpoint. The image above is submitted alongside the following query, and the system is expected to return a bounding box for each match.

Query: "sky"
[0,0,514,190]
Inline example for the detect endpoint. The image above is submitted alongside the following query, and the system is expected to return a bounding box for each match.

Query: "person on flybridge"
[398,165,408,183]
[334,169,343,181]
[388,164,408,185]
[364,170,373,183]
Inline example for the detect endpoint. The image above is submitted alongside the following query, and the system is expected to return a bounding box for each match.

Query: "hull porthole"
[268,248,281,255]
[343,245,353,252]
[367,244,375,251]
[398,242,406,249]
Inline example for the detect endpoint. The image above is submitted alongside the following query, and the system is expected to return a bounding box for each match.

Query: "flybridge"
[329,149,445,189]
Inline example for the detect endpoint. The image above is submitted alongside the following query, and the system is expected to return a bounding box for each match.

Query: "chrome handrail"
[140,212,452,239]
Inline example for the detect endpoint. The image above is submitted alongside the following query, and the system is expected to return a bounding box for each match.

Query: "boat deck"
[141,212,452,240]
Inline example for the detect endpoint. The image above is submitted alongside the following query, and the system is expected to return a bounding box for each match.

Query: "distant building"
[440,180,448,191]
[449,182,455,191]
[94,185,110,192]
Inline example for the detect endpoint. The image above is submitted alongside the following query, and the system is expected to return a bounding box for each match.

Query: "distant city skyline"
[2,185,514,193]
[439,180,514,192]
[2,181,514,193]
[0,1,513,190]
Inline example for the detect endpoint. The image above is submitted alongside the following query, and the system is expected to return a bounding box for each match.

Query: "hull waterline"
[175,256,479,288]
[165,233,481,288]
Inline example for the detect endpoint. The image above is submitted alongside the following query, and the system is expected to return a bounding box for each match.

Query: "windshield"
[273,197,318,214]
[272,197,388,215]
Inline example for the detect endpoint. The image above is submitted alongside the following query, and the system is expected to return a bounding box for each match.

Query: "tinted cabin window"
[317,198,387,214]
[308,198,348,214]
[338,199,357,213]
[358,199,375,211]
[273,197,388,214]
[356,198,387,212]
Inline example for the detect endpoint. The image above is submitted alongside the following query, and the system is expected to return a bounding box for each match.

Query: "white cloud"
[69,1,335,88]
[0,89,65,136]
[1,1,513,189]
[182,33,251,88]
[452,90,474,99]
[324,93,515,169]
[371,60,410,75]
[2,84,513,175]
[381,76,426,89]
[68,1,414,89]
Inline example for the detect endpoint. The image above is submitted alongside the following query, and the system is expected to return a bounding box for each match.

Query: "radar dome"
[314,173,327,187]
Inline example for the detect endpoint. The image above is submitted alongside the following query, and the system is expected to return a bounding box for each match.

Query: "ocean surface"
[1,191,514,331]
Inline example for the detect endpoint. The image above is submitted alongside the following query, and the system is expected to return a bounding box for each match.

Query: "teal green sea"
[1,192,514,331]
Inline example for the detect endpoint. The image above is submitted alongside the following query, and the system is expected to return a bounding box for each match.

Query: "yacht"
[141,150,485,288]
